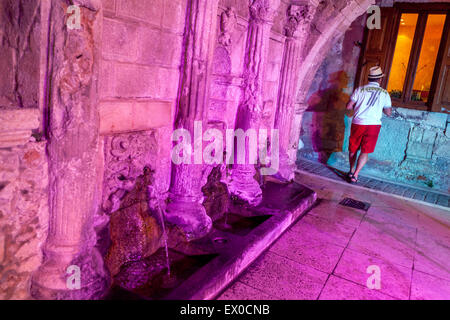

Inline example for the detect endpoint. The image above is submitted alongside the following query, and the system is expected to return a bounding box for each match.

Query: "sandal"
[346,171,354,182]
[349,175,358,184]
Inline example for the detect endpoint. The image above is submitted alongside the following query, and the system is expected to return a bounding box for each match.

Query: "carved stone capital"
[285,3,316,38]
[249,0,280,24]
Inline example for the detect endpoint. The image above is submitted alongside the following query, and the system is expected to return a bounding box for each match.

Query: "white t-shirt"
[350,82,392,125]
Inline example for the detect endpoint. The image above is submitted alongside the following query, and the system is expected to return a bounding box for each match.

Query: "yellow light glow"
[412,14,446,102]
[387,14,419,97]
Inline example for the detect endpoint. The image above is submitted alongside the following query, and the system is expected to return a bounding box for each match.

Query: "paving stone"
[290,214,356,247]
[270,230,345,274]
[414,228,450,281]
[358,176,370,184]
[319,275,396,300]
[238,251,328,300]
[365,207,418,229]
[410,271,450,300]
[424,192,438,204]
[402,188,417,198]
[365,179,381,189]
[413,192,426,201]
[347,220,415,269]
[391,186,407,196]
[310,200,366,228]
[381,183,396,193]
[334,249,412,300]
[304,166,317,172]
[437,195,449,207]
[217,281,275,300]
[315,167,330,174]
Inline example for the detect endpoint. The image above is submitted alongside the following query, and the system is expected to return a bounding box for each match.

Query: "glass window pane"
[412,14,446,102]
[387,14,419,99]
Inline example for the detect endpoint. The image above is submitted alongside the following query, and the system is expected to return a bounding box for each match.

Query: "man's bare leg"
[353,152,369,179]
[349,151,358,174]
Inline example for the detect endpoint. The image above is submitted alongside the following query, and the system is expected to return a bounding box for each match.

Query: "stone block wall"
[97,0,188,274]
[323,110,450,192]
[99,0,186,197]
[100,0,183,106]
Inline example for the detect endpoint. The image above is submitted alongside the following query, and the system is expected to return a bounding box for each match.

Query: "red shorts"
[349,124,381,154]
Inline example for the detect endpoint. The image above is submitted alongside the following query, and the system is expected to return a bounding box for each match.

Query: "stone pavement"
[217,172,450,300]
[296,158,449,208]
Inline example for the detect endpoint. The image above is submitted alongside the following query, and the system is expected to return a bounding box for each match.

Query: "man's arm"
[383,91,392,117]
[346,88,358,115]
[346,100,356,110]
[383,107,392,116]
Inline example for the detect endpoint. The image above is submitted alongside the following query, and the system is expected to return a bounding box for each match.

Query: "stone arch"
[286,0,375,166]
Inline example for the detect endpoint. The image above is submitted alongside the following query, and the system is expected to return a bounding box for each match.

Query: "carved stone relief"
[102,131,158,214]
[218,7,237,48]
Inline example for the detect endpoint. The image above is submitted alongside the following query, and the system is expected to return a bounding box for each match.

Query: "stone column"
[288,102,310,164]
[275,3,316,180]
[165,0,219,240]
[31,0,109,299]
[227,0,280,206]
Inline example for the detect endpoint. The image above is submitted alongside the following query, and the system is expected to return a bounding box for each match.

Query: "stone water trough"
[104,180,316,300]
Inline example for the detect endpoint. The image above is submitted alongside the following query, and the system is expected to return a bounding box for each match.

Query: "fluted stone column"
[288,102,310,164]
[227,0,280,206]
[31,0,109,299]
[275,3,316,180]
[165,0,219,240]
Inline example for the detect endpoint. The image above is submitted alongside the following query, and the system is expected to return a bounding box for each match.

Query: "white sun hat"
[368,66,384,80]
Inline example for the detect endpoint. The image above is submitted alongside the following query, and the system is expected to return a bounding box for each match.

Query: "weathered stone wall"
[0,0,48,300]
[325,109,450,192]
[298,10,450,193]
[0,0,41,109]
[0,142,48,300]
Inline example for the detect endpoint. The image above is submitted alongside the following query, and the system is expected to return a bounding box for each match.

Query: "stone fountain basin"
[106,181,317,300]
[213,213,273,236]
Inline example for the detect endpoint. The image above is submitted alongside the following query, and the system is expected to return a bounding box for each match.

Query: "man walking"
[346,66,392,184]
